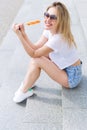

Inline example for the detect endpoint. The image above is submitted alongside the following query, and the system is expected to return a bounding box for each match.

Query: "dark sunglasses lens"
[44,12,49,18]
[44,12,57,20]
[50,15,57,20]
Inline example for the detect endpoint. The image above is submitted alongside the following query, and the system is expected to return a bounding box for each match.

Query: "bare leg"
[22,56,69,92]
[22,58,41,92]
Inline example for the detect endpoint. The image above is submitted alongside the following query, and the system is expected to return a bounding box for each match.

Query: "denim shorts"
[64,61,82,88]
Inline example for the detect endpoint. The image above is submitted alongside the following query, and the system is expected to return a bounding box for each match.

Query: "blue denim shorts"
[64,62,82,88]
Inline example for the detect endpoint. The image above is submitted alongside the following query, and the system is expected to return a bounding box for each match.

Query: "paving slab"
[23,71,62,130]
[62,77,87,108]
[74,2,87,18]
[0,0,87,130]
[0,0,24,44]
[0,78,26,130]
[0,29,18,51]
[80,19,87,40]
[22,0,87,130]
[73,0,87,41]
[63,109,87,130]
[21,123,62,130]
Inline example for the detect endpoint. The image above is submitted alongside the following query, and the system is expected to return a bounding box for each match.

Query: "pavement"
[0,0,87,130]
[0,0,24,44]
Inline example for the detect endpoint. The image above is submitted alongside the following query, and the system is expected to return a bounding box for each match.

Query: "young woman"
[12,2,82,103]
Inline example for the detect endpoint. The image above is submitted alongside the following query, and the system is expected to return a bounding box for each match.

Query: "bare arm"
[12,23,53,58]
[23,32,48,49]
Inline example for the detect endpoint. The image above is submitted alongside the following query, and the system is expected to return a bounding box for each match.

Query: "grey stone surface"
[0,50,13,82]
[74,0,87,41]
[0,1,27,130]
[62,1,87,130]
[80,19,87,40]
[0,79,26,130]
[63,109,87,130]
[0,0,24,44]
[24,0,87,130]
[0,30,18,51]
[0,0,87,130]
[24,71,62,123]
[62,81,87,108]
[21,123,62,130]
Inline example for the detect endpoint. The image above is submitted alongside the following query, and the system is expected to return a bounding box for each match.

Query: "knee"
[30,57,45,67]
[30,58,41,67]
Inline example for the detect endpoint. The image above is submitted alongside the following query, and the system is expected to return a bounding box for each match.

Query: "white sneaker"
[15,82,35,96]
[15,82,23,96]
[13,89,34,103]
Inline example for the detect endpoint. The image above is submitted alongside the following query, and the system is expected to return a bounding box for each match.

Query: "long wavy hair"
[46,2,76,47]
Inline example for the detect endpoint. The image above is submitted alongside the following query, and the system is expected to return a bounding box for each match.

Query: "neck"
[50,29,57,35]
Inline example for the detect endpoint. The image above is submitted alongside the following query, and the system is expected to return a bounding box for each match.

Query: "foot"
[15,82,35,96]
[13,89,34,103]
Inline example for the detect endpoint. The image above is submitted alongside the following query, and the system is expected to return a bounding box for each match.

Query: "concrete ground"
[0,0,87,130]
[0,0,24,44]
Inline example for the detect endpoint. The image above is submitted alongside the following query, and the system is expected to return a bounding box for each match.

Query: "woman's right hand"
[12,23,25,36]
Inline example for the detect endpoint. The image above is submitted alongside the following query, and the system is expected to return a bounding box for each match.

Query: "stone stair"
[22,1,87,130]
[0,0,87,130]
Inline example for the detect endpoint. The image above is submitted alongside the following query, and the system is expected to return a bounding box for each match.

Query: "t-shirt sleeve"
[45,35,61,52]
[43,30,49,39]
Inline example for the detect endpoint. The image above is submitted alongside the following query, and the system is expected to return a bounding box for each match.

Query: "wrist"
[22,31,26,37]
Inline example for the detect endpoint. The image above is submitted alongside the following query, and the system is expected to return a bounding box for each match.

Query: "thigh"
[32,56,69,87]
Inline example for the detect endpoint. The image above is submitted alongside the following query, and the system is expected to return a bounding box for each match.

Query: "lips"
[45,23,52,27]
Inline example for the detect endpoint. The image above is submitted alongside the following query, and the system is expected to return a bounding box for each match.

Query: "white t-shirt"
[43,30,79,69]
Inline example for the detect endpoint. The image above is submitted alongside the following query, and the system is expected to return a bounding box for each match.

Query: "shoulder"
[43,30,50,39]
[43,31,63,42]
[45,34,63,51]
[51,34,62,43]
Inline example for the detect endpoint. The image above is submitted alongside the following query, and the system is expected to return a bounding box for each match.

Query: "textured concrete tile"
[24,72,62,123]
[9,45,30,72]
[75,3,87,18]
[0,80,26,130]
[71,25,86,43]
[63,109,87,130]
[62,94,87,109]
[0,1,87,130]
[74,0,87,2]
[0,29,17,51]
[25,90,62,123]
[0,51,13,81]
[80,19,87,40]
[21,123,62,130]
[66,3,79,25]
[62,76,87,108]
[0,50,13,67]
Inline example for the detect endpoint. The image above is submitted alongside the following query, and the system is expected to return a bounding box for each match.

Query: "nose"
[46,17,51,21]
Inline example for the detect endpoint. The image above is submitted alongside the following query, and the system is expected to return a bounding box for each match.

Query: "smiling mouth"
[45,23,52,27]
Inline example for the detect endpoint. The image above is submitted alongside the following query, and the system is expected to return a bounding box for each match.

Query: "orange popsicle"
[26,20,40,26]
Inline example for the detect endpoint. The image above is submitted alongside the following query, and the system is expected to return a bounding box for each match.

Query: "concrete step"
[23,1,87,130]
[0,27,28,130]
[62,1,87,130]
[22,71,62,130]
[73,0,87,41]
[0,0,87,130]
[0,0,49,129]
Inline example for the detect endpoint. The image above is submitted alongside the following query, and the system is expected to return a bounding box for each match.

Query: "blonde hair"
[46,2,76,47]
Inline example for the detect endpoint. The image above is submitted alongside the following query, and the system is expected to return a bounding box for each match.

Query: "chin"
[44,25,51,30]
[44,27,50,30]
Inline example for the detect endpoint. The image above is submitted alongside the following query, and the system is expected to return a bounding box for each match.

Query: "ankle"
[21,87,32,93]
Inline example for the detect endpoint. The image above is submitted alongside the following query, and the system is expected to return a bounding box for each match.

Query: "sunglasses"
[44,12,57,20]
